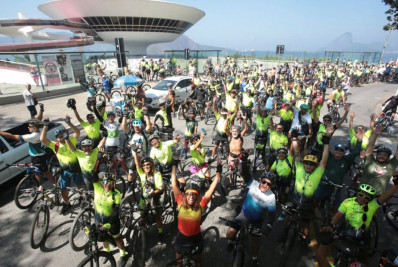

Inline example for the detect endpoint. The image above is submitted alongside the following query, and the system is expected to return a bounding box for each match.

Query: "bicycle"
[77,222,117,267]
[100,147,127,198]
[219,217,263,267]
[252,135,267,174]
[166,244,202,267]
[375,109,393,128]
[30,186,84,249]
[220,158,244,197]
[12,162,61,209]
[277,202,314,267]
[328,102,343,124]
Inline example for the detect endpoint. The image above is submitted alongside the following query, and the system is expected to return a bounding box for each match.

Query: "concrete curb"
[0,84,83,105]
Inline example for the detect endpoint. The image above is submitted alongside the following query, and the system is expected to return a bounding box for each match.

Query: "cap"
[300,104,309,110]
[334,144,345,151]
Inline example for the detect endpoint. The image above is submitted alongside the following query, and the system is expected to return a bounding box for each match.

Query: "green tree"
[382,0,398,30]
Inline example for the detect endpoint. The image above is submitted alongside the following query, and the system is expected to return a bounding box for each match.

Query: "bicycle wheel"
[111,90,122,99]
[96,93,107,104]
[14,174,40,209]
[177,105,183,120]
[332,111,341,124]
[30,205,50,249]
[120,197,135,239]
[232,248,244,267]
[368,217,378,251]
[69,208,95,251]
[142,83,151,91]
[279,227,295,267]
[115,176,126,199]
[204,107,211,124]
[77,251,116,267]
[129,226,146,267]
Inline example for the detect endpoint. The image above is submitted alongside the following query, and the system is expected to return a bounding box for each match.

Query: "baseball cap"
[334,144,345,151]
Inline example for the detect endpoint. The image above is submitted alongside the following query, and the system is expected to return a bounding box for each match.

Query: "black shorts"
[241,107,252,118]
[27,105,37,116]
[95,215,121,238]
[31,155,48,172]
[214,134,228,146]
[175,231,203,255]
[230,212,262,231]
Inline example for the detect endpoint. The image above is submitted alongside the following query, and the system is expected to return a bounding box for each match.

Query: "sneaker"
[157,232,164,244]
[60,203,72,215]
[250,258,258,266]
[226,240,234,253]
[118,255,128,267]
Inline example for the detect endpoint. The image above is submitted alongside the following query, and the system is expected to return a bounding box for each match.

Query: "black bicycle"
[77,222,117,267]
[219,217,263,267]
[252,135,267,174]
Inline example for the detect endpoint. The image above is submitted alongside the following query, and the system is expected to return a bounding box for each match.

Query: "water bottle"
[201,128,207,135]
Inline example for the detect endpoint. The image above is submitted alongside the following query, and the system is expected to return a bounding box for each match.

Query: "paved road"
[0,81,397,267]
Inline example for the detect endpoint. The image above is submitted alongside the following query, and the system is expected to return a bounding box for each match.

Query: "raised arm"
[171,165,181,200]
[121,110,129,133]
[241,115,249,137]
[335,104,350,128]
[369,113,375,131]
[65,114,80,140]
[0,131,20,141]
[40,117,51,146]
[312,100,320,124]
[65,138,76,152]
[291,130,301,163]
[349,112,355,130]
[144,114,152,133]
[365,125,383,157]
[191,132,205,150]
[269,117,275,131]
[212,95,218,115]
[92,104,104,123]
[377,176,398,205]
[203,162,222,201]
[319,136,330,169]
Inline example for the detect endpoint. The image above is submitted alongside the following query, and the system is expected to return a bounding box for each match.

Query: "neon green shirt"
[332,90,343,102]
[269,130,288,151]
[48,137,80,173]
[271,155,294,179]
[149,140,176,166]
[81,119,101,142]
[338,197,379,230]
[255,114,270,137]
[190,144,206,166]
[74,148,99,179]
[137,168,163,198]
[278,109,293,121]
[294,162,324,203]
[93,181,121,218]
[349,129,372,150]
[215,112,229,135]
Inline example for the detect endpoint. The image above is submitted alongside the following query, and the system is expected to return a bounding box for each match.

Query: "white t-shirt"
[291,108,312,133]
[20,132,45,156]
[23,89,35,106]
[103,121,120,147]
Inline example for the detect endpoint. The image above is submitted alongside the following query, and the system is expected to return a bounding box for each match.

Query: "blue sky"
[1,0,397,51]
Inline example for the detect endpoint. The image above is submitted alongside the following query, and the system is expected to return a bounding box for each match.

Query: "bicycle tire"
[204,107,211,124]
[111,90,122,99]
[115,176,126,199]
[130,226,146,267]
[69,208,95,251]
[77,251,116,267]
[142,84,151,91]
[177,105,183,120]
[14,174,40,209]
[232,248,244,267]
[368,217,378,252]
[96,93,107,104]
[386,204,398,230]
[279,227,295,267]
[30,205,50,249]
[120,197,135,239]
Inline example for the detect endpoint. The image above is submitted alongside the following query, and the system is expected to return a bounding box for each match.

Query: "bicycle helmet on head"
[140,156,154,166]
[376,146,392,156]
[81,138,93,146]
[277,146,288,154]
[185,182,200,195]
[260,172,275,184]
[99,172,116,183]
[323,114,332,120]
[358,184,376,196]
[190,134,200,142]
[54,129,66,137]
[28,119,43,129]
[107,111,116,117]
[132,119,142,127]
[148,133,160,142]
[303,154,318,165]
[187,109,195,115]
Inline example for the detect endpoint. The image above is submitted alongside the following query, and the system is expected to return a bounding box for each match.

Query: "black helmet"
[66,98,76,108]
[140,156,154,165]
[99,172,116,183]
[185,182,200,194]
[188,109,195,114]
[190,134,200,143]
[376,146,392,156]
[260,172,275,184]
[28,119,43,129]
[54,129,66,136]
[323,114,332,120]
[148,133,160,142]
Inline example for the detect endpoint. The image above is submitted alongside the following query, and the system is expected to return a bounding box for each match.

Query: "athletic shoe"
[60,203,72,215]
[118,255,128,267]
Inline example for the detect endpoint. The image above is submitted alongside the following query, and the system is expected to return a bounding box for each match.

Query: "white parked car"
[145,76,192,109]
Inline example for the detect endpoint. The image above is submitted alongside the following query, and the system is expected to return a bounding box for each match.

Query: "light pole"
[380,27,393,64]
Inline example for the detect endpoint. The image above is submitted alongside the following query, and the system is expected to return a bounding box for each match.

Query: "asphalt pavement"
[0,81,397,267]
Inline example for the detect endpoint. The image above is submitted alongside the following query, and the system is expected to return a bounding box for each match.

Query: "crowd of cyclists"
[12,55,398,267]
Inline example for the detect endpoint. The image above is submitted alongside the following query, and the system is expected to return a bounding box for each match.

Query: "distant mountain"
[322,32,384,52]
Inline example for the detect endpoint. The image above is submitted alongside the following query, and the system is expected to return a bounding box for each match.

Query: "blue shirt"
[265,96,274,110]
[102,79,111,90]
[241,180,276,221]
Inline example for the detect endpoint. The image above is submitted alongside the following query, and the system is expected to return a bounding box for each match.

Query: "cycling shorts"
[139,196,162,217]
[175,230,203,255]
[214,134,228,146]
[60,170,85,190]
[95,215,121,238]
[230,211,262,231]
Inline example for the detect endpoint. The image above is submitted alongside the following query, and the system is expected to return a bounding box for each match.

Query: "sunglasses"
[186,192,198,197]
[357,192,372,201]
[28,125,34,128]
[261,180,272,186]
[102,180,114,186]
[56,135,64,139]
[304,161,317,166]
[278,151,287,155]
[142,164,152,168]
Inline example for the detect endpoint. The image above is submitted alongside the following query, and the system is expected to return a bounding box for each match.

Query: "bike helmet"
[187,109,195,115]
[148,133,160,142]
[28,119,43,128]
[66,98,76,108]
[323,114,332,120]
[140,156,154,166]
[54,129,66,137]
[358,184,376,196]
[334,144,345,151]
[185,182,200,195]
[190,134,200,143]
[107,111,116,117]
[300,104,309,110]
[99,172,116,184]
[81,138,93,146]
[132,119,142,128]
[277,146,288,154]
[260,172,275,184]
[376,146,392,156]
[303,154,318,165]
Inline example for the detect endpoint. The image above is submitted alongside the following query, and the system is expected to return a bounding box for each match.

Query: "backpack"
[275,157,294,179]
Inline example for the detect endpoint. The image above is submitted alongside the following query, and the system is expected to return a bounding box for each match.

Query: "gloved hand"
[71,104,76,111]
[123,110,129,117]
[101,223,111,230]
[321,134,331,144]
[216,163,222,173]
[43,119,50,126]
[65,116,71,124]
[291,129,299,138]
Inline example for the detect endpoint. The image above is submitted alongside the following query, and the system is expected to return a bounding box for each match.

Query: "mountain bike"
[12,162,61,209]
[77,222,117,267]
[328,102,342,124]
[252,135,267,174]
[101,147,127,198]
[219,217,263,267]
[220,158,244,197]
[166,244,202,267]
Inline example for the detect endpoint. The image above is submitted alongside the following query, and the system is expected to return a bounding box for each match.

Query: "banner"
[42,55,61,85]
[56,55,74,84]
